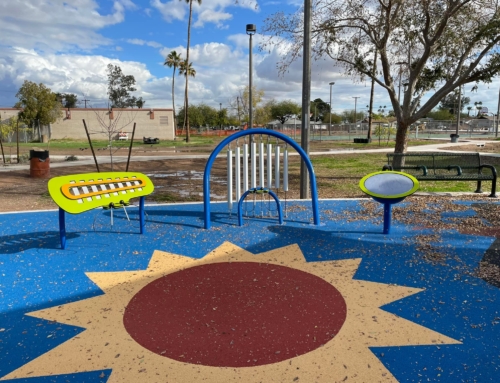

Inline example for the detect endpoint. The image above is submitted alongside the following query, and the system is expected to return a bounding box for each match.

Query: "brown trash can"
[29,150,50,178]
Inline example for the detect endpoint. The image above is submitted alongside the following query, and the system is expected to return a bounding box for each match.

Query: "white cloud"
[0,48,154,107]
[194,9,232,28]
[160,42,242,68]
[152,0,259,28]
[150,0,186,22]
[0,0,129,51]
[127,39,163,49]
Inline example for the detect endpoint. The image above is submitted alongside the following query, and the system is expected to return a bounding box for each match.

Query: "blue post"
[203,129,320,229]
[58,208,66,249]
[237,188,283,226]
[139,196,145,234]
[383,203,391,234]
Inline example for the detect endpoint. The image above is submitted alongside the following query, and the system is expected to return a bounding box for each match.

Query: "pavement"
[1,138,498,173]
[0,199,499,382]
[1,138,500,382]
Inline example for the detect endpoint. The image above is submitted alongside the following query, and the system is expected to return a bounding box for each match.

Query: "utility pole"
[300,0,312,199]
[352,96,360,125]
[496,85,500,138]
[236,96,241,126]
[82,99,90,108]
[396,62,407,104]
[456,85,462,136]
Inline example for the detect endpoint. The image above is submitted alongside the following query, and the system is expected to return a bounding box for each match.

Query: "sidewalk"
[1,139,498,172]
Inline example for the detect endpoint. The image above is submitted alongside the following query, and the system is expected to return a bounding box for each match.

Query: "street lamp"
[219,102,222,130]
[246,24,256,130]
[329,82,335,135]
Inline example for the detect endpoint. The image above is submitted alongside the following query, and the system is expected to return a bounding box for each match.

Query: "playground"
[1,133,500,382]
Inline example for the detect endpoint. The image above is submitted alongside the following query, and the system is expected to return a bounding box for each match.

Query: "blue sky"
[0,0,499,116]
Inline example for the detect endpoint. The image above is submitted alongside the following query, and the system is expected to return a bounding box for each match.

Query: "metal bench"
[382,152,497,197]
[48,172,154,249]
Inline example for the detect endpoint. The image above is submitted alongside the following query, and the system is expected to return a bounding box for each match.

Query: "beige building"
[1,108,175,141]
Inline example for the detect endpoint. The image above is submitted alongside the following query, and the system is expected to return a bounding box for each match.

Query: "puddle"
[146,171,227,184]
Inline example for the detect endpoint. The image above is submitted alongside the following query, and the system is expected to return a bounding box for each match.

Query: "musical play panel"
[48,172,154,249]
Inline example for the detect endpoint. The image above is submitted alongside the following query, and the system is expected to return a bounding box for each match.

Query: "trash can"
[29,150,50,178]
[450,134,460,143]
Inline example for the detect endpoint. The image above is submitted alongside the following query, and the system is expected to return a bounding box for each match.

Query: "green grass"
[1,136,222,150]
[303,153,497,196]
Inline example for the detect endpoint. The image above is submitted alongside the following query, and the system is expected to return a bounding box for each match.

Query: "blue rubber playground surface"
[0,199,499,382]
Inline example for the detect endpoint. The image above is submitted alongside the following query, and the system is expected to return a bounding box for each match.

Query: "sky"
[0,0,499,116]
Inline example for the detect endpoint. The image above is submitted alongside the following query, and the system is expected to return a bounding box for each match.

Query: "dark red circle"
[123,262,347,367]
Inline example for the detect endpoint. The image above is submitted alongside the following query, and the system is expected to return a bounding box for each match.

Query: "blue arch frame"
[203,128,320,229]
[237,188,283,227]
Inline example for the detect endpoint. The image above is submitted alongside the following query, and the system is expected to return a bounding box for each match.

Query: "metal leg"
[123,206,130,221]
[139,196,145,234]
[474,180,483,193]
[58,208,66,249]
[383,203,391,234]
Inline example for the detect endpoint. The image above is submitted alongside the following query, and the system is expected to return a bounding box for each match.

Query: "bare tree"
[262,0,500,153]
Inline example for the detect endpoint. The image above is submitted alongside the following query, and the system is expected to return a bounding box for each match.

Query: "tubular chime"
[226,134,289,219]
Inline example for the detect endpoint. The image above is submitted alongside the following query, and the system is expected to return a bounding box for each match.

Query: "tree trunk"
[109,135,114,171]
[367,50,377,140]
[184,1,193,143]
[172,67,176,134]
[393,120,410,167]
[394,121,409,153]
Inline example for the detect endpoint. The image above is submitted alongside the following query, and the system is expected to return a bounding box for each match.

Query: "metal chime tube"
[274,145,280,189]
[259,141,265,187]
[235,146,241,201]
[267,143,272,188]
[251,141,256,188]
[227,149,233,209]
[243,143,249,192]
[283,149,289,191]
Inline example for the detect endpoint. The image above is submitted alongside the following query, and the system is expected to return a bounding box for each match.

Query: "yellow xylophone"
[48,172,154,249]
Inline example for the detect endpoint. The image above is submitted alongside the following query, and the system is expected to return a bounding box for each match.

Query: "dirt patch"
[439,141,500,154]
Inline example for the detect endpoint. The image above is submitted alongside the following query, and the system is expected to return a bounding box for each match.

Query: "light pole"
[329,82,334,135]
[246,24,256,130]
[496,84,500,138]
[219,102,222,130]
[352,96,360,133]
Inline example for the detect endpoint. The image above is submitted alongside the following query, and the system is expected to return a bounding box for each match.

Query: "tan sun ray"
[2,242,460,383]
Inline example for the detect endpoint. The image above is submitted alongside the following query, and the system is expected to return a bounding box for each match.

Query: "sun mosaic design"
[2,242,459,383]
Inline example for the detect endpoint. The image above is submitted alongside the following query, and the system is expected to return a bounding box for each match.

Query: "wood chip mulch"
[328,195,500,287]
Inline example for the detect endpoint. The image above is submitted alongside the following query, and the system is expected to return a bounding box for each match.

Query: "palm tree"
[164,50,182,131]
[181,0,202,143]
[179,60,196,131]
[474,101,483,117]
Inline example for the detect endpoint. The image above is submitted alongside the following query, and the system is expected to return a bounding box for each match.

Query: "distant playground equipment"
[359,171,419,234]
[48,172,154,249]
[203,129,320,229]
[143,137,160,144]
